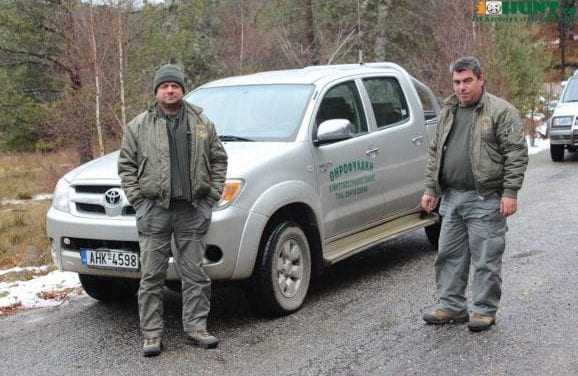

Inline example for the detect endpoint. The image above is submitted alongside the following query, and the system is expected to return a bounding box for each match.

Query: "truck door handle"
[411,136,424,146]
[365,147,379,156]
[319,161,333,172]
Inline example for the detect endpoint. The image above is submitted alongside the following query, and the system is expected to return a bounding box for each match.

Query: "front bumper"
[549,121,578,145]
[46,204,260,281]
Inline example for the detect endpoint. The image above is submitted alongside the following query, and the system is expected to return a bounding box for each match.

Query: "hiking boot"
[468,313,496,332]
[142,337,162,357]
[186,329,219,349]
[423,308,469,325]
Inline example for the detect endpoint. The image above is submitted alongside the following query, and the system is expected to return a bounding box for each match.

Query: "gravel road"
[1,150,576,376]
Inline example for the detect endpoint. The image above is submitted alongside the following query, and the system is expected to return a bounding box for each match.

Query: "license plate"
[80,248,139,271]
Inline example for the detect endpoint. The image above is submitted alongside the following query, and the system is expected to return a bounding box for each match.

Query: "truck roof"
[200,63,412,88]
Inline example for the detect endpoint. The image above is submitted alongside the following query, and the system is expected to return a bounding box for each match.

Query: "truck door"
[360,76,428,216]
[313,80,384,239]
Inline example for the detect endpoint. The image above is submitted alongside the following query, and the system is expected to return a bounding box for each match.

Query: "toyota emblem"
[104,188,122,208]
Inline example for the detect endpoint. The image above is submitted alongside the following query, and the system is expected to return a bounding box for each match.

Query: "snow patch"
[526,136,549,155]
[0,265,49,277]
[0,270,81,311]
[32,193,53,201]
[0,193,52,206]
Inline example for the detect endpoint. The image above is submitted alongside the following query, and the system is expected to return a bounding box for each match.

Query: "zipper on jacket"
[471,107,482,196]
[156,114,170,202]
[189,108,200,196]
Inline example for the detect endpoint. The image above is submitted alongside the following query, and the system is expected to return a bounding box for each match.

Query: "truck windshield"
[562,79,578,103]
[185,84,314,141]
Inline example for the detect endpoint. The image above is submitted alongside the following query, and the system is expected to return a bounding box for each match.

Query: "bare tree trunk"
[117,1,127,130]
[303,0,320,65]
[373,0,392,61]
[61,0,93,163]
[557,0,576,79]
[89,1,104,157]
[239,0,244,72]
[559,19,567,79]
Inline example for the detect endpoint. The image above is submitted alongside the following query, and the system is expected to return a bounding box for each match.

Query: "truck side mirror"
[314,119,354,146]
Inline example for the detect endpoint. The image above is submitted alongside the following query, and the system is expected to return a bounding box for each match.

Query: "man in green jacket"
[421,56,528,332]
[118,64,228,356]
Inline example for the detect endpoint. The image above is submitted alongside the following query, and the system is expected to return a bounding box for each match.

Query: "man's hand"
[500,197,517,217]
[421,193,439,213]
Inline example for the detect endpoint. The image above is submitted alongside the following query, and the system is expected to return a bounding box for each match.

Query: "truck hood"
[553,102,578,117]
[64,152,121,183]
[64,142,298,183]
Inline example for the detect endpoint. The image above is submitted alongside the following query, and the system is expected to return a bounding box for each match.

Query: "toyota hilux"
[46,63,440,316]
[549,70,578,161]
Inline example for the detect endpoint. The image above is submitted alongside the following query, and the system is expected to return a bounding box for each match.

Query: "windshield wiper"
[219,135,255,142]
[564,99,578,103]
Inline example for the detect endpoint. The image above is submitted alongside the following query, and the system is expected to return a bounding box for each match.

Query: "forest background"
[0,0,576,270]
[0,0,576,160]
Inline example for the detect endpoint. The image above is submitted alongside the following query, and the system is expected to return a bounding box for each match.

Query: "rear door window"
[362,77,409,128]
[412,79,439,120]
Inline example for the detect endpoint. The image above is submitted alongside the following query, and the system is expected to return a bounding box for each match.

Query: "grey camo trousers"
[135,199,213,339]
[435,189,508,316]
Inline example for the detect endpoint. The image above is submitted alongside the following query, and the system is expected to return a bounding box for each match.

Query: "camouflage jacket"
[424,91,528,199]
[118,101,228,209]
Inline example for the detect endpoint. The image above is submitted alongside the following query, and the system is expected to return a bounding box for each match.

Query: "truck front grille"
[62,237,140,252]
[76,203,106,214]
[551,134,572,141]
[72,184,135,217]
[75,203,135,216]
[75,185,119,194]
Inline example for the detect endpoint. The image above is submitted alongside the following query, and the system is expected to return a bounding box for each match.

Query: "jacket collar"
[147,100,204,117]
[443,89,487,112]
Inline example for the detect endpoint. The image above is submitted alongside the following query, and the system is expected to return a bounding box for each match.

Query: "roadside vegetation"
[0,151,77,273]
[0,202,51,269]
[0,151,75,200]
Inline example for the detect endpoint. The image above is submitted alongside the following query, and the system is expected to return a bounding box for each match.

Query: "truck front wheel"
[79,274,139,302]
[249,221,312,317]
[550,144,564,162]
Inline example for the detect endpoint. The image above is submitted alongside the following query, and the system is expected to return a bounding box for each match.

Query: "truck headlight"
[552,116,573,127]
[52,178,72,213]
[218,179,243,208]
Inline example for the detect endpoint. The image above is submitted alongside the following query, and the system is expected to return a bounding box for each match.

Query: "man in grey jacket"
[118,64,228,356]
[421,56,528,332]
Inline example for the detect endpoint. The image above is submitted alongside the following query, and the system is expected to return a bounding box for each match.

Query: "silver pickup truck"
[46,63,440,316]
[549,71,578,161]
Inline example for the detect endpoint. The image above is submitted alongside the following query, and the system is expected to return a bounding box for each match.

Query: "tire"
[550,144,564,162]
[425,218,441,249]
[249,221,312,317]
[79,274,139,302]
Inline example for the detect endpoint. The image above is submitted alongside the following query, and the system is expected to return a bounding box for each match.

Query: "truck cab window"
[316,81,368,135]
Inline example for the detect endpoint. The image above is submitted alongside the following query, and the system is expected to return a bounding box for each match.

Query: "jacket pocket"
[479,144,504,182]
[135,198,154,220]
[197,199,213,234]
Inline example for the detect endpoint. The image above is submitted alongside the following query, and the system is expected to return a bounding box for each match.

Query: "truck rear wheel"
[550,144,564,162]
[79,274,139,302]
[249,221,312,317]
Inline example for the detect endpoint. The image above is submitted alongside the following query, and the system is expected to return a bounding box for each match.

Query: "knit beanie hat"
[153,64,186,93]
